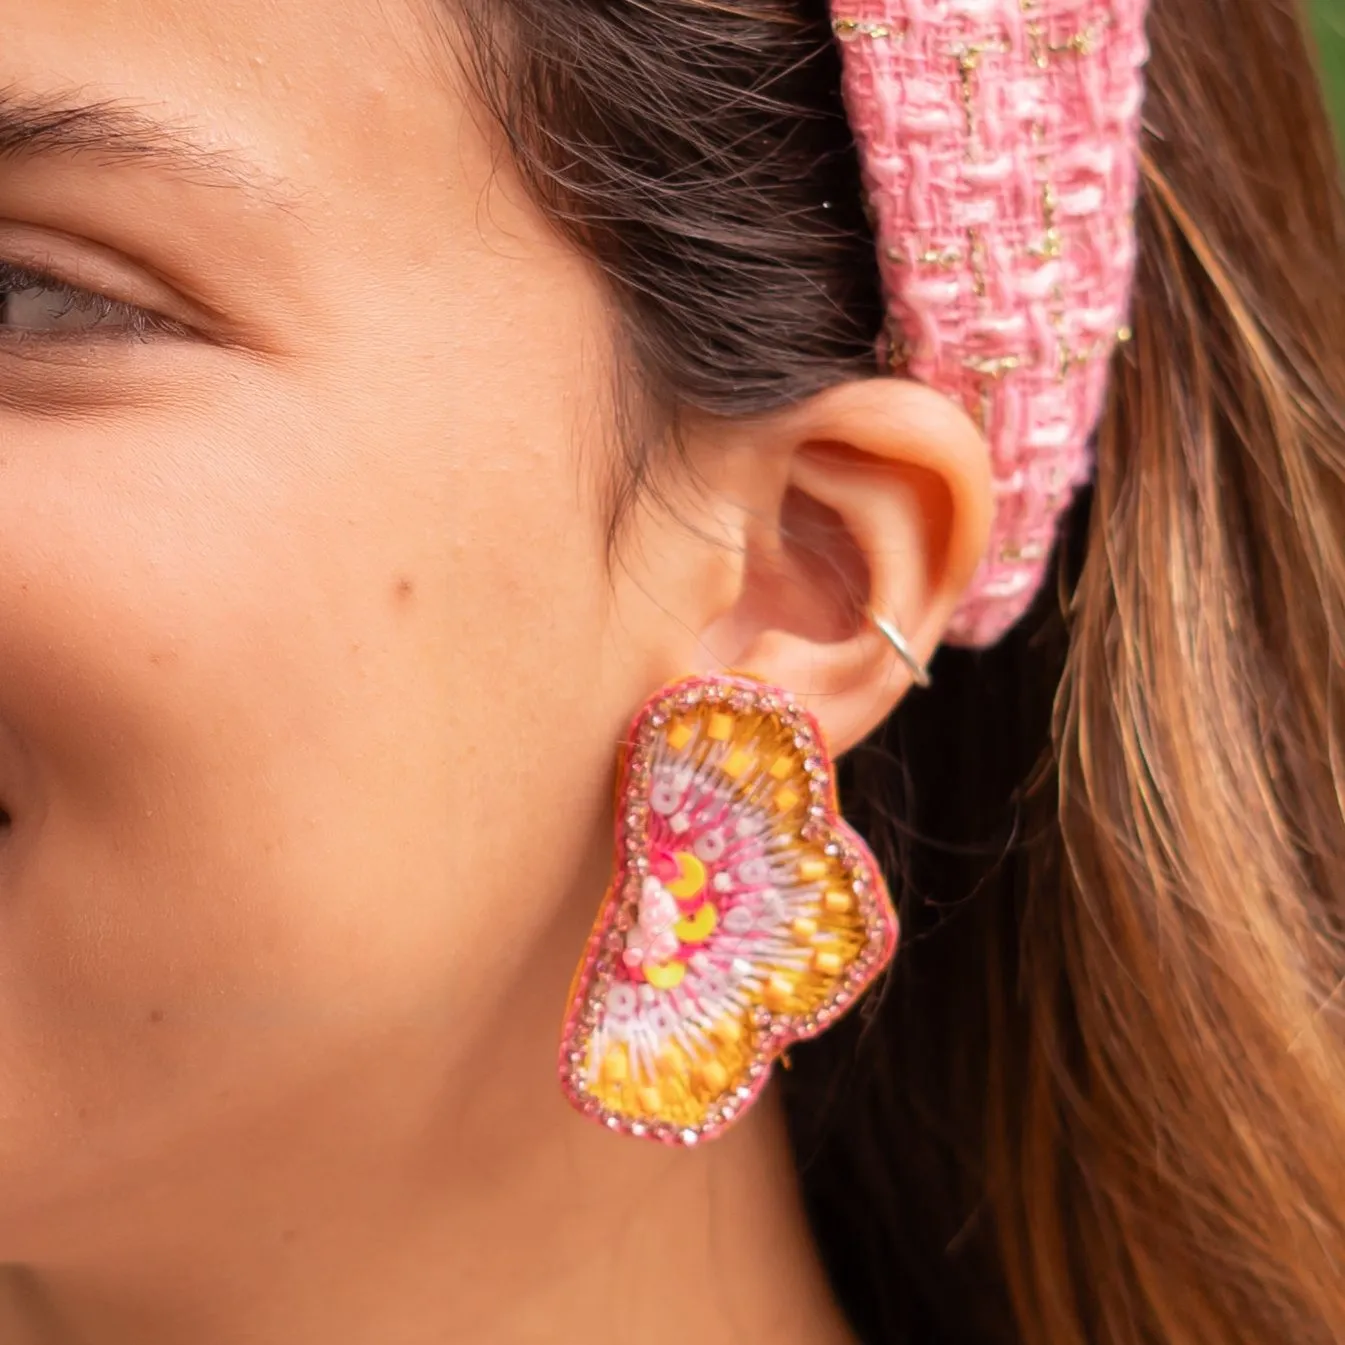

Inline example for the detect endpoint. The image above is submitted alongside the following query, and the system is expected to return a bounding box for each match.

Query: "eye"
[0,260,183,340]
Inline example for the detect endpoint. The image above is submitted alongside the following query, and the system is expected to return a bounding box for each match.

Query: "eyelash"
[0,259,187,341]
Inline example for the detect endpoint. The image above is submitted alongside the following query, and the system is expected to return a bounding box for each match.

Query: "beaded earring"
[557,653,908,1147]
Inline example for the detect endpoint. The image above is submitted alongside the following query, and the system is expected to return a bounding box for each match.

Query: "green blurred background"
[1315,0,1345,136]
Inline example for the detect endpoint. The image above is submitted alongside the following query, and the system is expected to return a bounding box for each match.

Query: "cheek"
[0,378,617,1199]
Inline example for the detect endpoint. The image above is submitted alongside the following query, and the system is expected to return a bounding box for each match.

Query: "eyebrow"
[0,86,293,204]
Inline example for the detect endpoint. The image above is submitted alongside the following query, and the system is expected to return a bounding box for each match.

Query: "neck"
[0,936,855,1345]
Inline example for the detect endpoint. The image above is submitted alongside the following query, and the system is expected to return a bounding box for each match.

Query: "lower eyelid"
[0,342,209,420]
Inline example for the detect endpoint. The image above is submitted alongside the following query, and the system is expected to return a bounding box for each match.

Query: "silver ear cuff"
[870,611,932,689]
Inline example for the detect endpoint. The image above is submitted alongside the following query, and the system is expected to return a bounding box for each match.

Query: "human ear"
[677,378,993,753]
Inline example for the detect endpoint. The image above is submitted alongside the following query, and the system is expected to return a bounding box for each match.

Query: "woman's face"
[0,0,678,1244]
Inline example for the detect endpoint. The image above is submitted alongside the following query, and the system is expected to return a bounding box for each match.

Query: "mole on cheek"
[392,575,416,607]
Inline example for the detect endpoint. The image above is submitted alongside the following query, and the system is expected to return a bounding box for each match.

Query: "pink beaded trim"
[833,0,1149,645]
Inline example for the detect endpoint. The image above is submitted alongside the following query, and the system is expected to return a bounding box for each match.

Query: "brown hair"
[449,1,1345,1340]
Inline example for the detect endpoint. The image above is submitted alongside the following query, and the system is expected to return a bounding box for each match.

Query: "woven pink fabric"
[831,0,1149,646]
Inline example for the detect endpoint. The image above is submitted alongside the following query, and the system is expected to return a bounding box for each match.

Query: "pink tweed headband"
[831,0,1150,646]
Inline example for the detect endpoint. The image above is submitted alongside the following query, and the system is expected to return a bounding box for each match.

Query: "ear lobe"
[697,379,992,754]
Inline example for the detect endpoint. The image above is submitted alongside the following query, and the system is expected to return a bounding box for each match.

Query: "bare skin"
[0,1,991,1341]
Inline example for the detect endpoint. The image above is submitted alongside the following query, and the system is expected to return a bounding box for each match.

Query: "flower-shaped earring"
[557,656,907,1146]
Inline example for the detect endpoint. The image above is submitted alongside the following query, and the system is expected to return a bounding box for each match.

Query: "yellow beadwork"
[764,973,795,1012]
[675,903,718,944]
[657,1044,688,1078]
[644,961,687,991]
[791,917,819,945]
[697,1060,729,1095]
[722,748,754,779]
[710,1017,743,1046]
[813,950,844,977]
[666,851,707,900]
[666,721,694,752]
